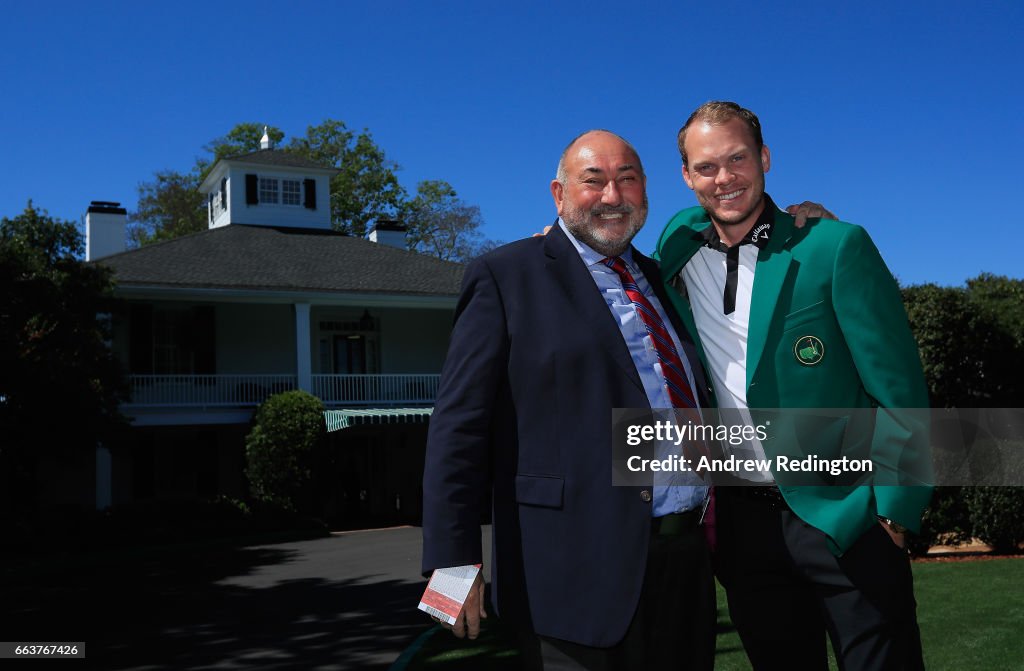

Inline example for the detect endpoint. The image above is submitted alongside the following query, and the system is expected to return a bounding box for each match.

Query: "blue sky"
[2,1,1021,286]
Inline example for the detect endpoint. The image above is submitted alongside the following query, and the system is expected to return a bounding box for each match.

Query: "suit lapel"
[658,221,708,287]
[746,209,796,390]
[543,223,645,394]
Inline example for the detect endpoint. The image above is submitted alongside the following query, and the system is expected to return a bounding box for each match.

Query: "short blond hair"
[677,101,764,166]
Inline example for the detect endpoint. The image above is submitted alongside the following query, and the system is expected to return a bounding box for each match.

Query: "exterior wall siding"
[377,308,452,373]
[216,303,296,373]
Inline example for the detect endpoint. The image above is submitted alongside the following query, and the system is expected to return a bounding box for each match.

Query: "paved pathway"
[0,526,490,670]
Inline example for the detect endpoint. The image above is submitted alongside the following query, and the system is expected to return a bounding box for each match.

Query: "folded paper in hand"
[417,565,481,626]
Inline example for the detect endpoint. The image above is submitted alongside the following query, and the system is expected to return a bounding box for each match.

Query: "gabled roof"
[221,148,336,171]
[98,225,464,296]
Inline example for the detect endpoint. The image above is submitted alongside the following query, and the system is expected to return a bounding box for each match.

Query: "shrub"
[963,486,1024,554]
[906,487,972,557]
[244,390,325,511]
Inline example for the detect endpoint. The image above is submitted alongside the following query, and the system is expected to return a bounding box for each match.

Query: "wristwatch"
[877,516,908,535]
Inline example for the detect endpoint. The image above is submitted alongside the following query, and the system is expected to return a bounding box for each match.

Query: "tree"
[965,274,1024,404]
[902,277,1024,555]
[902,283,1013,407]
[127,169,207,246]
[287,119,405,237]
[0,203,127,516]
[204,122,285,166]
[966,274,1024,346]
[399,179,501,262]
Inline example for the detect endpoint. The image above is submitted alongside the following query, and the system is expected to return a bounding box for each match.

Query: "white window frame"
[282,179,301,206]
[213,179,227,217]
[259,177,279,204]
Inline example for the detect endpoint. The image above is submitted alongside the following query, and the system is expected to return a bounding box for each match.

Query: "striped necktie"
[603,256,697,409]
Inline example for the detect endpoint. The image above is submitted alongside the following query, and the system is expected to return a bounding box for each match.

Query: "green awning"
[324,407,434,432]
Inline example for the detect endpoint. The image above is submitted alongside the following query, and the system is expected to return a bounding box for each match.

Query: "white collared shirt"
[683,240,773,483]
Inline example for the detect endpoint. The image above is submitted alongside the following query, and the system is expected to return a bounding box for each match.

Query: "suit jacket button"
[640,489,652,502]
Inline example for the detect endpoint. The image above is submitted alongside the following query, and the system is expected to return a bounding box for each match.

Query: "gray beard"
[562,205,646,258]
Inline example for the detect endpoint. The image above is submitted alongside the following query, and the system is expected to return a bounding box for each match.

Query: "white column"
[295,302,312,392]
[96,444,112,510]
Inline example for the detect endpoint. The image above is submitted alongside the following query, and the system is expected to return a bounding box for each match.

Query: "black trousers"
[715,488,925,671]
[518,521,715,670]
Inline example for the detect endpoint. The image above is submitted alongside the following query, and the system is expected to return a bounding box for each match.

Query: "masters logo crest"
[794,335,825,365]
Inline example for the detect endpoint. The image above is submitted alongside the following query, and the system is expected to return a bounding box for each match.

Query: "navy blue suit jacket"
[421,224,710,646]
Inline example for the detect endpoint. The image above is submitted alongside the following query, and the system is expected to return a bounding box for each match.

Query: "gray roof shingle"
[99,225,464,296]
[223,149,336,171]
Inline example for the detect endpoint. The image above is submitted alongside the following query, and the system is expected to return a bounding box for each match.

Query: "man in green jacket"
[654,101,932,670]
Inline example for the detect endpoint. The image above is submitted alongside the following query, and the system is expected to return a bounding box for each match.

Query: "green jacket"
[654,204,932,554]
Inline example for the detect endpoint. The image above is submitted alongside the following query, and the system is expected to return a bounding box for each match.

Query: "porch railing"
[312,374,440,406]
[127,374,298,407]
[126,374,440,407]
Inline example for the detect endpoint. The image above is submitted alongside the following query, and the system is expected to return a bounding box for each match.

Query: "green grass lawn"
[398,557,1023,670]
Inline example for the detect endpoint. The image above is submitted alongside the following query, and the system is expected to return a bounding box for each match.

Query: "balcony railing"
[127,375,298,407]
[126,374,440,408]
[312,374,439,406]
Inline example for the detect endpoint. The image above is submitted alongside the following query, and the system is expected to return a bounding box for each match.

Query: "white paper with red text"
[418,564,481,625]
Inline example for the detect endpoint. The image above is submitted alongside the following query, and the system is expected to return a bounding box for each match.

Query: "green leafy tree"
[127,169,207,246]
[964,274,1024,404]
[399,179,501,262]
[244,390,325,511]
[961,275,1024,554]
[902,283,1013,407]
[902,276,1024,555]
[287,119,406,237]
[966,274,1024,347]
[0,203,127,516]
[204,122,285,166]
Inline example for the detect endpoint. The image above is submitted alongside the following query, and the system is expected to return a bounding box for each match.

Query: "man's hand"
[785,201,837,228]
[878,518,908,550]
[434,571,487,639]
[531,224,554,238]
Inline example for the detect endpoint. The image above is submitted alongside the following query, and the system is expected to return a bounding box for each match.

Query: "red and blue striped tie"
[605,257,715,549]
[603,257,697,409]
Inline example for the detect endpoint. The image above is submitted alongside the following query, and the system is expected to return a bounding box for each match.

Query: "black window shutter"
[304,179,316,209]
[246,174,259,205]
[221,178,227,208]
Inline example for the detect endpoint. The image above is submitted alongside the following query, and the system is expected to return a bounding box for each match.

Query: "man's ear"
[761,144,771,174]
[681,164,695,190]
[550,179,565,215]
